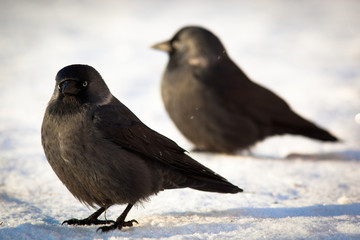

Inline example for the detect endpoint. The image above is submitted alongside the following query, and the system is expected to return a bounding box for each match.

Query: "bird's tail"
[188,175,243,194]
[163,165,243,194]
[296,125,338,142]
[160,148,243,194]
[273,113,338,142]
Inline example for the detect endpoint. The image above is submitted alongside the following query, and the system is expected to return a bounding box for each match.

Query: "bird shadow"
[167,203,360,218]
[191,148,360,162]
[285,149,360,161]
[127,203,360,238]
[1,203,359,239]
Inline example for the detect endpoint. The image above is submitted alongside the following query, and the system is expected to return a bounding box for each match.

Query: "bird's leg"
[62,206,115,226]
[97,203,138,232]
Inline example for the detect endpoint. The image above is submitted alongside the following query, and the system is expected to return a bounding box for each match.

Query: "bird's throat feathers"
[47,95,85,116]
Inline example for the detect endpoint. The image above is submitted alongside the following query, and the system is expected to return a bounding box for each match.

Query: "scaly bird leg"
[97,203,138,232]
[62,206,115,226]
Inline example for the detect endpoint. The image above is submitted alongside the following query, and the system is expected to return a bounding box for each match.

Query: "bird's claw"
[62,218,115,226]
[96,219,138,232]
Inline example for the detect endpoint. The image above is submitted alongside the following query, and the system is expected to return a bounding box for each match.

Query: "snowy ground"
[1,0,360,239]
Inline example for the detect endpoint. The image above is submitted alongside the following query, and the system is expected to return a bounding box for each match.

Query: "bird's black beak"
[58,80,81,95]
[151,40,172,53]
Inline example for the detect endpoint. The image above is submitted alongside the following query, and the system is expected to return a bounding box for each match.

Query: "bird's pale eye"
[82,81,88,87]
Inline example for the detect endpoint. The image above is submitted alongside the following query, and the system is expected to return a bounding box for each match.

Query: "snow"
[1,0,360,239]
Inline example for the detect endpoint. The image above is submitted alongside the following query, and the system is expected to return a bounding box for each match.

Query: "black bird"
[41,64,242,232]
[152,26,338,153]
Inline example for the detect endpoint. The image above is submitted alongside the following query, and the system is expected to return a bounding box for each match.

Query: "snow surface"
[1,0,360,239]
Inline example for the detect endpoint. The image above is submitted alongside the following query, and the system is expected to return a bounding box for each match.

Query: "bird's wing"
[92,103,227,181]
[193,58,338,141]
[195,58,297,124]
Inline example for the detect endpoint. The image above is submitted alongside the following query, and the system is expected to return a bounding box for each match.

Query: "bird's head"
[52,64,112,106]
[152,26,227,67]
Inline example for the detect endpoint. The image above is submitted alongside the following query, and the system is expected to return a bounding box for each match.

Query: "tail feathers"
[190,175,243,193]
[163,171,243,194]
[299,126,338,142]
[273,114,338,142]
[160,153,243,194]
[276,123,338,142]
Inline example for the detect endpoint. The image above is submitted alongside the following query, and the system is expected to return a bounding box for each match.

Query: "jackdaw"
[41,64,242,232]
[152,26,338,153]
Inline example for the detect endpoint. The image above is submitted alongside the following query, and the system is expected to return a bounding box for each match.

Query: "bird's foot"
[62,217,115,226]
[96,219,138,232]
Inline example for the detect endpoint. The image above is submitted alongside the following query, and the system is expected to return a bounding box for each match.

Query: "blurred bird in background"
[153,26,338,154]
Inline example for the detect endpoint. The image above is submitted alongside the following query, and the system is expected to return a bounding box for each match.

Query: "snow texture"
[1,0,360,239]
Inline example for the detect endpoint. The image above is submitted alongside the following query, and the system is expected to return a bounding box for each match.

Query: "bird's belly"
[162,89,219,149]
[161,79,261,152]
[43,122,159,207]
